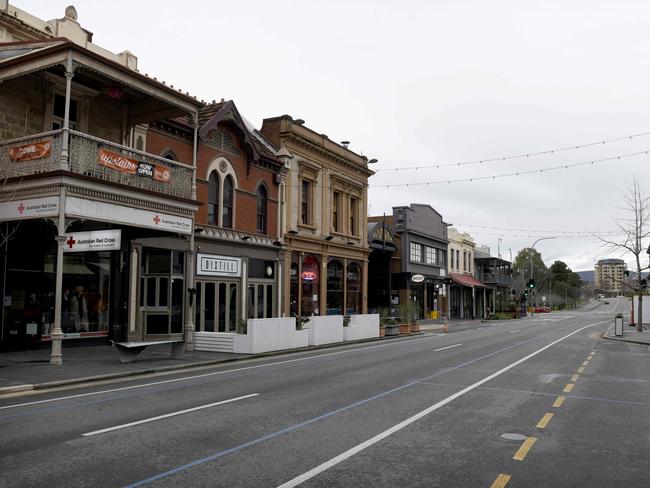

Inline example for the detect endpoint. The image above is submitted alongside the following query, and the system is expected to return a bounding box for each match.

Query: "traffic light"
[624,270,630,277]
[642,279,647,291]
[527,279,535,289]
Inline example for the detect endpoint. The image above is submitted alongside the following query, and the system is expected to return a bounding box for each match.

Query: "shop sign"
[66,197,192,235]
[197,253,241,277]
[63,229,122,253]
[411,274,425,283]
[98,148,138,174]
[0,196,59,221]
[9,140,52,162]
[98,149,172,183]
[302,271,316,281]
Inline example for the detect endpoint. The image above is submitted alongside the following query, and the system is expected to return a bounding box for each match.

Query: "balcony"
[478,272,512,286]
[0,130,193,200]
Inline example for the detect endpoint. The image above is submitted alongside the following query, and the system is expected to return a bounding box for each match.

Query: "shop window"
[301,254,320,315]
[140,248,184,336]
[208,172,219,226]
[256,185,268,234]
[327,260,344,315]
[290,255,299,317]
[346,262,361,314]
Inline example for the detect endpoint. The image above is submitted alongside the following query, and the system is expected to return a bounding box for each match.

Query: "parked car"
[534,306,550,313]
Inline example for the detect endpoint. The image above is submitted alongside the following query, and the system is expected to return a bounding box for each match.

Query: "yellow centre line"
[513,436,537,461]
[571,374,580,382]
[563,383,575,393]
[490,473,511,488]
[577,367,585,373]
[553,395,565,408]
[536,412,554,429]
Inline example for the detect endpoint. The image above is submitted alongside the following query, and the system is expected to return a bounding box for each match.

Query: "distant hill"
[576,270,594,283]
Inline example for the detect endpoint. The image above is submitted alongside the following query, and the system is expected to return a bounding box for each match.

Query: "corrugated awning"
[449,272,489,288]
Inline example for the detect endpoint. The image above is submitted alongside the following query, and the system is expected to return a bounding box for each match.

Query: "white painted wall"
[343,314,379,341]
[308,315,344,346]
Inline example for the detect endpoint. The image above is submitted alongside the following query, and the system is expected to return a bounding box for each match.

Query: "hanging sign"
[9,140,52,162]
[98,149,172,183]
[411,274,425,283]
[63,229,122,253]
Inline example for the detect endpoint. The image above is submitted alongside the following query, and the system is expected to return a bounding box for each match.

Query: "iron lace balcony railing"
[0,130,193,200]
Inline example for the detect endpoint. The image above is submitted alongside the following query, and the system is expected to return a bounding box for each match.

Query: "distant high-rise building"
[594,259,626,296]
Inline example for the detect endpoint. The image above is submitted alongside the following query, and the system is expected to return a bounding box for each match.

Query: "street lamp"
[529,236,558,315]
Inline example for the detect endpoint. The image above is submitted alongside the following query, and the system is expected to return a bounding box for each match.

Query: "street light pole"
[529,236,558,316]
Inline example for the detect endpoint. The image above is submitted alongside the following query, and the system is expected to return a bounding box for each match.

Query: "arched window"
[327,260,344,315]
[256,185,268,234]
[301,254,320,316]
[222,175,234,229]
[208,172,219,225]
[346,262,361,314]
[161,150,178,162]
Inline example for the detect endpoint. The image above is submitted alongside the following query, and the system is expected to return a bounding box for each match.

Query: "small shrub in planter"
[343,315,351,327]
[294,314,309,330]
[237,319,247,334]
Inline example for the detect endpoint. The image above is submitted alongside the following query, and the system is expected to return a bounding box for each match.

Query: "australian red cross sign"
[63,229,122,253]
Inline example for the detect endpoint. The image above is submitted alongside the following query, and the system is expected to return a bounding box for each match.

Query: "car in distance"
[534,306,550,313]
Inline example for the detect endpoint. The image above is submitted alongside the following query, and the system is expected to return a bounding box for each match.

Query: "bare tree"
[597,176,650,332]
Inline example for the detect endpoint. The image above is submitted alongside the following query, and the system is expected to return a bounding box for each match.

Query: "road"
[1,298,649,487]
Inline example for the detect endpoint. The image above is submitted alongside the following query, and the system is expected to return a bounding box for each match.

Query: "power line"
[453,223,622,236]
[464,230,622,239]
[376,130,650,172]
[369,150,649,188]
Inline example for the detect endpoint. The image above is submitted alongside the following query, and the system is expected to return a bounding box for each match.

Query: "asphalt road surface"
[2,298,649,487]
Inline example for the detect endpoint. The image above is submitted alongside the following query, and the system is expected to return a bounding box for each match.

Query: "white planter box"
[294,328,310,348]
[308,315,344,346]
[343,314,379,341]
[233,317,296,354]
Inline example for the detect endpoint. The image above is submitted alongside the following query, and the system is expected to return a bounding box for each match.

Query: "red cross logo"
[17,203,25,215]
[66,236,76,249]
[153,215,161,225]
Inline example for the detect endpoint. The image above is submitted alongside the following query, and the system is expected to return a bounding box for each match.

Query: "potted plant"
[237,318,248,334]
[384,318,400,336]
[343,314,351,327]
[399,302,418,334]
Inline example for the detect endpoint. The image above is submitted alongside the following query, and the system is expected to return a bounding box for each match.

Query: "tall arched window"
[346,262,361,314]
[222,175,234,229]
[256,185,268,234]
[208,172,219,225]
[327,260,344,315]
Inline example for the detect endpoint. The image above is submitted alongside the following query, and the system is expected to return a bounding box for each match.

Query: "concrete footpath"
[603,324,650,346]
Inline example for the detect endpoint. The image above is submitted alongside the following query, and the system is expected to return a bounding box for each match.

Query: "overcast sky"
[16,0,650,272]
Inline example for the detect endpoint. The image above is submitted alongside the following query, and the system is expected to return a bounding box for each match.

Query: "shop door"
[195,281,239,332]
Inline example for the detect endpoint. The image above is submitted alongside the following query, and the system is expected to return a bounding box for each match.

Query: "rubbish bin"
[614,313,623,337]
